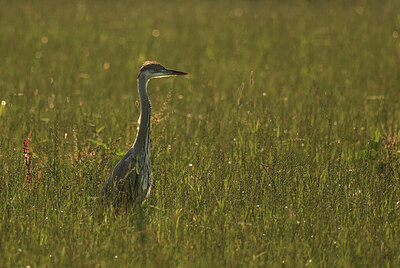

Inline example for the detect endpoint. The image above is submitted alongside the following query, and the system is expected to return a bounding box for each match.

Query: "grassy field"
[1,0,400,266]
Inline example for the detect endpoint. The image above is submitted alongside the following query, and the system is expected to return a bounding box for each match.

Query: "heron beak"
[164,69,188,76]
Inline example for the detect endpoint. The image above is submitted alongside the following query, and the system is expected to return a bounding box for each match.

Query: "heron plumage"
[102,62,187,204]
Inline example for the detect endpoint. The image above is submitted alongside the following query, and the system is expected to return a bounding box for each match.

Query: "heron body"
[102,61,187,204]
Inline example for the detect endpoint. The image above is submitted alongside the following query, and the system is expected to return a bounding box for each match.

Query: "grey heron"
[102,61,188,204]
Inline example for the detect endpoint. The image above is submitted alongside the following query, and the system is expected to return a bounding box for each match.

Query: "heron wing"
[102,149,139,202]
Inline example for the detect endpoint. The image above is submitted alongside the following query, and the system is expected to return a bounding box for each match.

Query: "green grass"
[1,0,400,266]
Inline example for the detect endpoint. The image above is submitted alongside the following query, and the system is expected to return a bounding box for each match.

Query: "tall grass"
[1,0,400,266]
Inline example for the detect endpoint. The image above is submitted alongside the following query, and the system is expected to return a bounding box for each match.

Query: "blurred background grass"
[1,0,400,266]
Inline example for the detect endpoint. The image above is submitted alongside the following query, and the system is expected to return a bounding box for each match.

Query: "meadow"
[1,0,400,266]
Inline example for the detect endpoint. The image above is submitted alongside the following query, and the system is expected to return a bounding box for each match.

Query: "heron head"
[138,61,188,80]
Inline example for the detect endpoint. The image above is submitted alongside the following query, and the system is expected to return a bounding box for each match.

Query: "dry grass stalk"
[23,130,33,183]
[73,127,79,163]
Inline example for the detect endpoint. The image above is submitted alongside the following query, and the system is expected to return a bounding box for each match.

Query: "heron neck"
[134,76,151,151]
